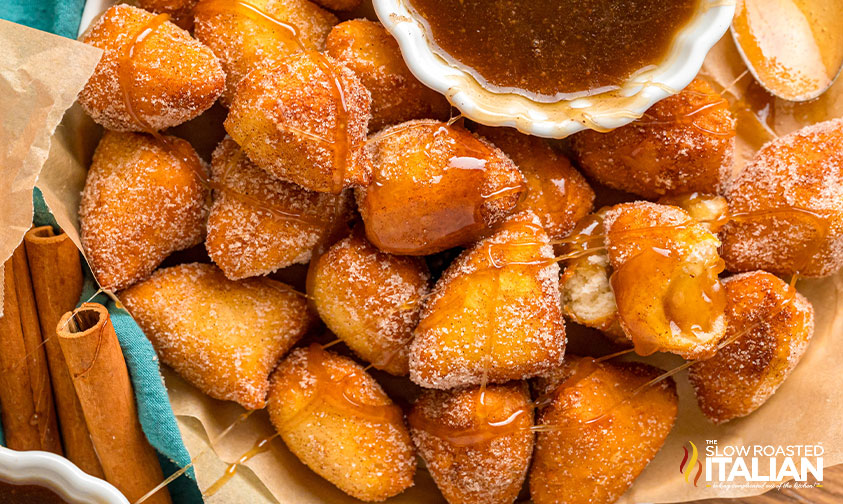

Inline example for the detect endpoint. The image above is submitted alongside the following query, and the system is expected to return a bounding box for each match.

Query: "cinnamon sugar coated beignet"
[605,202,727,359]
[267,345,415,501]
[571,78,735,199]
[410,211,566,389]
[530,357,678,504]
[409,383,533,504]
[689,271,814,424]
[307,229,430,375]
[79,4,224,131]
[720,117,843,278]
[477,126,595,241]
[80,131,208,291]
[357,120,525,255]
[206,137,353,280]
[225,51,372,193]
[137,0,198,29]
[194,0,337,106]
[326,19,451,131]
[120,263,314,410]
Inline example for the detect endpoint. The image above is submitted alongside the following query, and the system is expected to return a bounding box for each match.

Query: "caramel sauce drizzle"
[194,0,350,194]
[634,97,734,137]
[114,6,830,486]
[277,344,404,435]
[116,2,348,243]
[363,122,527,255]
[202,433,279,497]
[409,200,826,446]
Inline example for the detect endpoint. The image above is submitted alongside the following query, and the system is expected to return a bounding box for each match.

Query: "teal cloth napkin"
[0,0,204,501]
[0,0,87,39]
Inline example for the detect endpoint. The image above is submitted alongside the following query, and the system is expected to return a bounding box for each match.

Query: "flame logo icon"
[679,441,703,486]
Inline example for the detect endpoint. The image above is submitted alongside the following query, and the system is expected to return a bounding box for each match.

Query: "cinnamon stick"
[10,246,62,454]
[57,303,171,504]
[0,246,62,453]
[24,226,104,477]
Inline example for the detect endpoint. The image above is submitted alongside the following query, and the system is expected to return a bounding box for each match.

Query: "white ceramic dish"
[374,0,736,138]
[0,445,129,503]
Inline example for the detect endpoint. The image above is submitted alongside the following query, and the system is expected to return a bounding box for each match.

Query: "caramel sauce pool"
[407,0,699,101]
[0,480,69,504]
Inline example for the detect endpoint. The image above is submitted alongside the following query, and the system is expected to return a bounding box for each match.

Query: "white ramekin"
[0,445,128,503]
[374,0,736,138]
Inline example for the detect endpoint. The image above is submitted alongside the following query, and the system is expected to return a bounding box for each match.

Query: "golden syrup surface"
[407,0,698,101]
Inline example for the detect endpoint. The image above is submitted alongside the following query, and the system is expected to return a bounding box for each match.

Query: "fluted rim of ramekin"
[374,0,736,138]
[0,446,129,504]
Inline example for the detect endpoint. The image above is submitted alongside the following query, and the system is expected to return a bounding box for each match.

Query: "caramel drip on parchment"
[202,433,279,498]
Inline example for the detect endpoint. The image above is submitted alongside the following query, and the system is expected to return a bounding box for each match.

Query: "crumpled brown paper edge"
[0,19,101,315]
[3,12,842,503]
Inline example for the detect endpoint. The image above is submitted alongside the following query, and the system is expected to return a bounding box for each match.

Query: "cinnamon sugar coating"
[225,51,372,193]
[720,117,843,278]
[194,0,337,106]
[477,126,595,241]
[267,346,416,501]
[357,120,525,255]
[409,211,566,389]
[120,263,315,409]
[410,383,533,504]
[571,78,735,199]
[530,357,678,504]
[206,137,353,280]
[79,131,209,291]
[307,229,430,375]
[326,19,451,131]
[79,4,224,132]
[689,271,814,424]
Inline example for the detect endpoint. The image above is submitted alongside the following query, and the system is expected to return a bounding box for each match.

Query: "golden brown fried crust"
[79,4,224,132]
[409,211,566,389]
[477,126,595,241]
[720,117,843,278]
[225,51,372,193]
[410,383,534,504]
[79,131,209,291]
[194,0,337,106]
[530,357,678,504]
[267,346,416,502]
[357,120,525,255]
[120,263,314,410]
[307,229,430,375]
[605,201,708,266]
[136,0,198,29]
[571,78,735,199]
[689,271,814,424]
[604,201,726,359]
[326,19,451,131]
[206,137,354,280]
